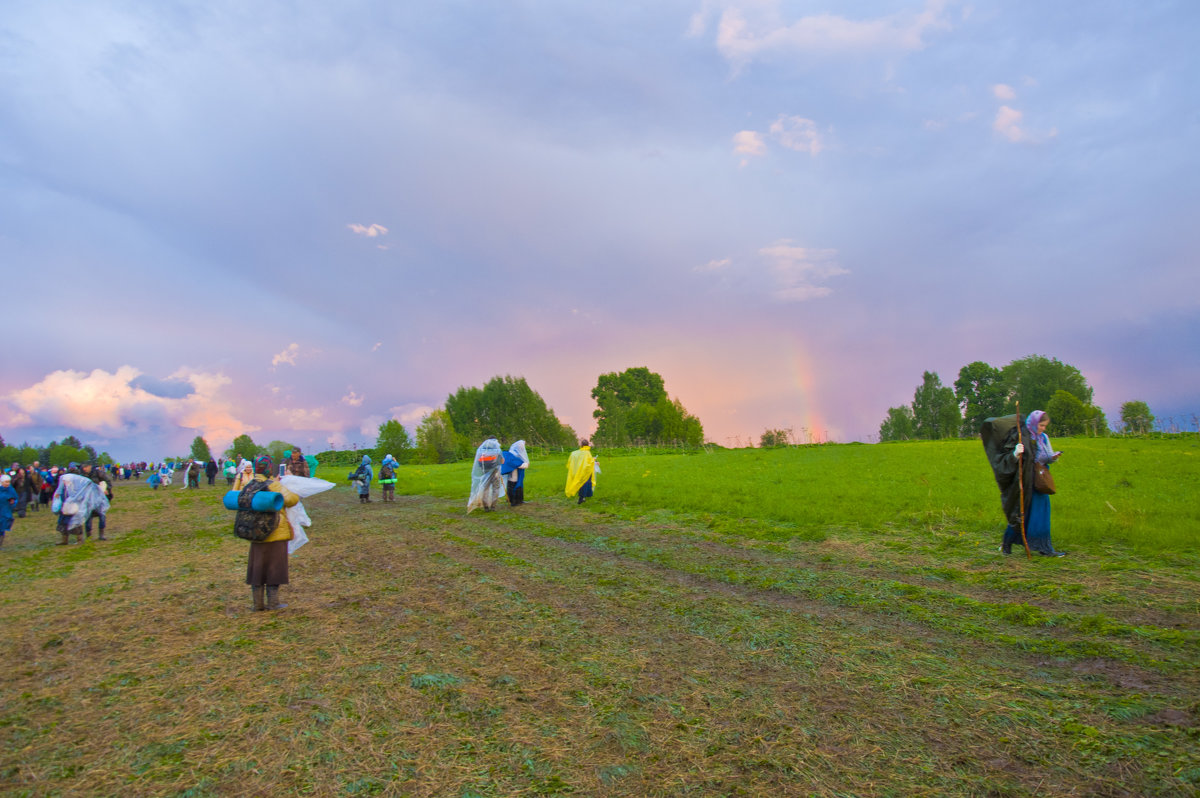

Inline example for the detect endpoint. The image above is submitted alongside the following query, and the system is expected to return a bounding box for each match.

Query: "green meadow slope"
[1,438,1197,796]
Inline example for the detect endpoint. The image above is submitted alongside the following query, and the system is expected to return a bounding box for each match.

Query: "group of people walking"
[1,460,115,546]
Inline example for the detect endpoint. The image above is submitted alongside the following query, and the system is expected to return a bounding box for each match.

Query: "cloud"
[992,83,1016,100]
[271,343,300,367]
[706,0,951,68]
[732,130,766,160]
[347,223,389,238]
[390,403,436,429]
[273,407,328,430]
[371,342,382,352]
[993,105,1027,141]
[993,105,1056,144]
[769,115,824,155]
[341,390,364,407]
[696,258,732,273]
[700,242,847,302]
[757,242,848,302]
[1,366,255,452]
[129,374,196,399]
[735,116,827,163]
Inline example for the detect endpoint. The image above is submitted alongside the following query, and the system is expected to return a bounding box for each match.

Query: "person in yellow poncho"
[565,439,598,505]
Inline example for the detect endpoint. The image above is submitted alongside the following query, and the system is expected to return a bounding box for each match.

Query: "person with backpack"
[350,454,373,503]
[223,459,238,485]
[237,455,299,611]
[379,454,399,502]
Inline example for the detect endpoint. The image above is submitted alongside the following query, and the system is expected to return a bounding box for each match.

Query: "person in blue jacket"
[501,440,529,506]
[351,454,373,503]
[0,474,17,547]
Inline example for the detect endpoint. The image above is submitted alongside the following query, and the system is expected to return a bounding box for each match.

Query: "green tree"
[265,440,300,466]
[189,435,212,461]
[878,406,915,442]
[590,367,703,446]
[415,410,459,464]
[592,367,667,444]
[1120,401,1155,435]
[1045,390,1107,437]
[225,433,263,460]
[911,371,961,440]
[11,443,41,465]
[445,375,577,449]
[1001,355,1093,412]
[46,443,88,467]
[376,419,415,462]
[60,435,82,449]
[760,428,792,447]
[954,361,1006,436]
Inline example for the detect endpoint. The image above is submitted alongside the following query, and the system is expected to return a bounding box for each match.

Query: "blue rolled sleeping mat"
[222,490,285,512]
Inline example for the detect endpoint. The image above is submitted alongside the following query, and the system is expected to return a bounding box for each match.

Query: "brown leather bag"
[1034,462,1056,495]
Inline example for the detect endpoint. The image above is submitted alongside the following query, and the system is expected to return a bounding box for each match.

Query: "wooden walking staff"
[1015,401,1032,559]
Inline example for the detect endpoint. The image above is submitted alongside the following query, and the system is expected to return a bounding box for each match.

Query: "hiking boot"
[251,586,266,611]
[266,585,287,610]
[998,544,1011,555]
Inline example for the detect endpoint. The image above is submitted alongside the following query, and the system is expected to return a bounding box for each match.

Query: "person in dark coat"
[10,466,30,518]
[981,411,1065,557]
[285,448,310,477]
[205,459,218,485]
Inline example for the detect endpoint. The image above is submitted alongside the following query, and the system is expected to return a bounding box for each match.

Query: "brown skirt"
[246,540,289,586]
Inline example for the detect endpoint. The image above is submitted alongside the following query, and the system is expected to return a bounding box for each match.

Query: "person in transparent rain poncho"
[501,440,530,507]
[467,438,505,513]
[52,473,110,545]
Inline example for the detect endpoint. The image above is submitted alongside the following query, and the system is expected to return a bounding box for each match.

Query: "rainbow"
[790,343,826,443]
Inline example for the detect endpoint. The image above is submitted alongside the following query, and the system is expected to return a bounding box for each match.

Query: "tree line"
[310,367,707,466]
[0,434,115,468]
[878,354,1158,441]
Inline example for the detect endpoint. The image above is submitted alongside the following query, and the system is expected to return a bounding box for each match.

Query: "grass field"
[1,439,1197,796]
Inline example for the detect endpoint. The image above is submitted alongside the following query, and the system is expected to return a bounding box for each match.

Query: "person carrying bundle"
[501,440,529,507]
[467,438,504,512]
[349,455,373,503]
[981,409,1065,557]
[234,455,299,611]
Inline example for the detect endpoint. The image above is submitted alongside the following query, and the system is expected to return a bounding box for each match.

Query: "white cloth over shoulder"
[279,475,335,554]
[467,438,504,513]
[51,474,110,531]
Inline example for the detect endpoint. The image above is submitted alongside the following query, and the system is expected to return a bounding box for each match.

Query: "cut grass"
[0,442,1197,796]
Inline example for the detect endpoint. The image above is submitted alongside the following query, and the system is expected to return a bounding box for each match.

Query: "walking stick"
[1015,401,1032,559]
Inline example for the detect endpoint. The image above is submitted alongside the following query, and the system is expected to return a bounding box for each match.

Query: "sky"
[1,0,1197,460]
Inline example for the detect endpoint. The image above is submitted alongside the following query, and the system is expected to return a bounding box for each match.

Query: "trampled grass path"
[1,473,1197,796]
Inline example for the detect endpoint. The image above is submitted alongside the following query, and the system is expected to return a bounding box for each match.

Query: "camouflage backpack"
[233,479,280,542]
